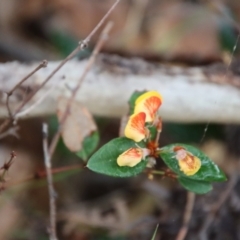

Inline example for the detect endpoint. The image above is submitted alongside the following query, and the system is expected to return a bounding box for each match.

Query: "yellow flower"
[117,148,143,167]
[117,147,150,167]
[134,91,163,122]
[124,112,147,142]
[174,147,201,176]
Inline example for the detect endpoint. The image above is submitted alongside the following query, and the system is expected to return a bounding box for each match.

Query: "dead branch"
[0,151,16,191]
[0,55,240,123]
[175,192,195,240]
[198,172,238,240]
[0,0,120,134]
[42,123,58,240]
[0,126,19,140]
[12,0,120,119]
[6,60,48,118]
[48,22,113,157]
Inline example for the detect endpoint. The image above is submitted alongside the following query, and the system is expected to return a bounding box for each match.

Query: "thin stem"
[198,171,238,239]
[0,151,16,191]
[84,0,120,43]
[13,48,82,117]
[175,192,195,240]
[42,123,58,240]
[151,170,165,175]
[0,120,10,135]
[7,163,83,188]
[13,0,119,118]
[15,86,54,118]
[0,0,120,134]
[0,126,19,140]
[6,60,48,118]
[48,131,61,158]
[48,22,113,158]
[154,117,162,146]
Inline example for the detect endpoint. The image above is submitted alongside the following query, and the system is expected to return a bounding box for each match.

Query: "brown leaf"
[57,97,97,152]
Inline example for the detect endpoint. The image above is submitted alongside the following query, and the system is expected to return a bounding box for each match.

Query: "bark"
[0,54,240,123]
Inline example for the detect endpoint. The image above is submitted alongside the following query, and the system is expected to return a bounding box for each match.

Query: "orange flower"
[117,147,150,167]
[134,91,162,122]
[174,147,201,176]
[124,112,147,142]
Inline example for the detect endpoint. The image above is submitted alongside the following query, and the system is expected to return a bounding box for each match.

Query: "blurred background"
[0,0,240,239]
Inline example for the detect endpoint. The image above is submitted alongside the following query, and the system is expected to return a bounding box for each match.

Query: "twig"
[15,84,56,119]
[154,117,162,146]
[42,123,58,240]
[0,60,47,133]
[0,151,16,191]
[84,0,120,43]
[0,0,120,134]
[175,192,195,240]
[13,0,119,117]
[198,173,238,240]
[0,126,19,140]
[6,163,83,188]
[6,60,48,118]
[48,22,113,157]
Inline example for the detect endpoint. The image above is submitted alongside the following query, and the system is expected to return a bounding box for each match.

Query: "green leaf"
[159,143,227,182]
[178,177,212,194]
[128,91,146,115]
[87,137,147,177]
[76,131,99,161]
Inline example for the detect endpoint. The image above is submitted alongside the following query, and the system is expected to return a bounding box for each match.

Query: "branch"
[13,0,120,118]
[0,0,120,134]
[1,55,240,123]
[6,60,48,118]
[175,192,195,240]
[48,22,113,157]
[42,123,58,240]
[198,172,238,239]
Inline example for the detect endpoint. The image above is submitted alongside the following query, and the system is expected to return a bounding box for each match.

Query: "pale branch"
[0,0,120,135]
[42,123,58,240]
[48,22,113,157]
[12,0,120,118]
[175,192,195,240]
[6,60,48,118]
[0,55,240,123]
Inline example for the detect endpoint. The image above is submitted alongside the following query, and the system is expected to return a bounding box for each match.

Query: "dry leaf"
[57,97,97,152]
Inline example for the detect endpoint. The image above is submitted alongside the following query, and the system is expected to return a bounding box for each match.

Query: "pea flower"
[134,91,162,122]
[124,112,147,142]
[174,147,201,176]
[118,91,163,168]
[117,147,150,167]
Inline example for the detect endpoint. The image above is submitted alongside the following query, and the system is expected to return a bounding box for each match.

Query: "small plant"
[76,90,226,194]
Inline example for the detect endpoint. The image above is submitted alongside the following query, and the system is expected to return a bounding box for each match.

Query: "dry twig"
[0,126,19,140]
[13,0,119,119]
[42,123,58,240]
[48,22,113,157]
[198,172,238,240]
[175,192,195,240]
[6,60,48,118]
[0,60,48,138]
[0,151,16,191]
[0,0,120,134]
[6,163,83,189]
